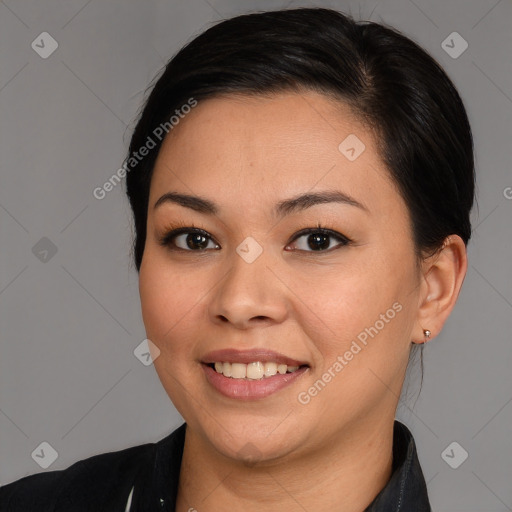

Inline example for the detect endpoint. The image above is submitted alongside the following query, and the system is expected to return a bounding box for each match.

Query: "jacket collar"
[364,421,432,511]
[132,420,431,511]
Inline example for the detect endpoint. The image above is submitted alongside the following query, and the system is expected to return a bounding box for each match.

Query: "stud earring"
[423,330,431,342]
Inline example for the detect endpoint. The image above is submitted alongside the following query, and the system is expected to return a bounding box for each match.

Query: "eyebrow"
[153,190,369,217]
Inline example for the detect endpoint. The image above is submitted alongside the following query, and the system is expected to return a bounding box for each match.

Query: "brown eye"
[287,228,351,252]
[159,228,220,251]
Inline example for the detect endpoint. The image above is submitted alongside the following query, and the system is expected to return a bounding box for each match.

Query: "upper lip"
[201,348,309,367]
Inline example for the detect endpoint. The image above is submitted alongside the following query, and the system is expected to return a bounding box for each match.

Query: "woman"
[0,7,474,511]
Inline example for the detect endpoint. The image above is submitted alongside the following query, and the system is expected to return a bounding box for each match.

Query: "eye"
[286,226,352,253]
[158,223,352,253]
[158,227,220,251]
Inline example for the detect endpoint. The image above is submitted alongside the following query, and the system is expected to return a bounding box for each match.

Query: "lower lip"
[202,364,309,400]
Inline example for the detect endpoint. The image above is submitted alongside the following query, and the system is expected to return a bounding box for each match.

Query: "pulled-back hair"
[126,7,475,273]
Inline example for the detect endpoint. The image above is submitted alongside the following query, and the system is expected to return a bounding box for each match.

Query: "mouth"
[204,361,309,380]
[201,349,310,400]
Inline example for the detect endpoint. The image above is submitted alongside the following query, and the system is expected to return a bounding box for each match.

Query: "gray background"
[1,0,511,510]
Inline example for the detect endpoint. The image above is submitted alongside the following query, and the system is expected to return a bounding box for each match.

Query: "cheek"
[138,252,208,414]
[138,252,202,355]
[295,258,406,340]
[291,265,413,420]
[296,249,416,377]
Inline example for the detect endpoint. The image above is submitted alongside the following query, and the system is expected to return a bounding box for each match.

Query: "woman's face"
[139,91,422,463]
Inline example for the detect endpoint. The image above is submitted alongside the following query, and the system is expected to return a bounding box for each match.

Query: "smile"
[202,362,309,400]
[211,361,301,379]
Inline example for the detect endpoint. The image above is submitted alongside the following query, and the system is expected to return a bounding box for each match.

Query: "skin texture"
[138,91,468,512]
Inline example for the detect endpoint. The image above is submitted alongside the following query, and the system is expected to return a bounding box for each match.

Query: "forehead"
[149,91,400,219]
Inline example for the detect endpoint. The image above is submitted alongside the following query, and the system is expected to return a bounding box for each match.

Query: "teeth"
[222,361,232,378]
[264,362,277,377]
[231,363,246,379]
[211,361,301,379]
[246,362,264,380]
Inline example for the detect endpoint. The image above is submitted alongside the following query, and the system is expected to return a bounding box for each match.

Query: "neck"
[175,414,395,512]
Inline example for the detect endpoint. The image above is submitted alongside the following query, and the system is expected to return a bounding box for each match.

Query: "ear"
[412,235,468,344]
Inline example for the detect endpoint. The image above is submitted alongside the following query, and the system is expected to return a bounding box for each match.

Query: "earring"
[423,330,431,342]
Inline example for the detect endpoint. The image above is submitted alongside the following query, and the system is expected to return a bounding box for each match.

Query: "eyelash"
[157,221,353,254]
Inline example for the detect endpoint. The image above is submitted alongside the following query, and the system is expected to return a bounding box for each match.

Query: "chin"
[200,419,302,465]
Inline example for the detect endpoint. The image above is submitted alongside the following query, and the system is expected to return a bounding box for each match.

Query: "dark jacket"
[0,420,431,511]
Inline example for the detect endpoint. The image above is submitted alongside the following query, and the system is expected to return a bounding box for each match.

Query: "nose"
[208,248,289,330]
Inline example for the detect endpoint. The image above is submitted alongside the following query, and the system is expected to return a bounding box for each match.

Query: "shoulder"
[0,441,156,511]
